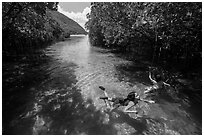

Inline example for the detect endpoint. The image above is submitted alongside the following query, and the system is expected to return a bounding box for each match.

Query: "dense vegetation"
[86,2,202,71]
[3,2,61,54]
[2,2,87,57]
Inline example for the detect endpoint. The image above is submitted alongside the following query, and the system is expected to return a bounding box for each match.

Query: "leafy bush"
[86,2,201,69]
[2,2,63,54]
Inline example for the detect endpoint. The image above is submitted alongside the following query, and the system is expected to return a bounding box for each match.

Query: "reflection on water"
[2,35,201,134]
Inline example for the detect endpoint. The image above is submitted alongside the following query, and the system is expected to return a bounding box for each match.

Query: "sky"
[58,2,91,29]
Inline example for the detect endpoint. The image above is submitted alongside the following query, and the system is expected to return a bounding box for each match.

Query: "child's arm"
[123,103,137,113]
[140,98,155,104]
[163,82,170,86]
[149,72,157,84]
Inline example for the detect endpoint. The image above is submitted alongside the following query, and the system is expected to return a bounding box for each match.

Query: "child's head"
[127,91,139,101]
[155,74,162,82]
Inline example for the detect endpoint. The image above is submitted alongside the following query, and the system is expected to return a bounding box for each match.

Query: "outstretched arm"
[163,82,170,86]
[140,98,155,104]
[123,103,137,113]
[149,72,157,84]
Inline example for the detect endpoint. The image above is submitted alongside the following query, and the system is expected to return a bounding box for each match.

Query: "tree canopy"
[2,2,63,54]
[86,2,201,70]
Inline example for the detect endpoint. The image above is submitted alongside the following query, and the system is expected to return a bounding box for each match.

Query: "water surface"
[2,35,202,134]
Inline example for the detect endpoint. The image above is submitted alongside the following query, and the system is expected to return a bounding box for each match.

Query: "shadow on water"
[33,87,117,135]
[106,109,148,134]
[2,49,117,134]
[114,60,202,134]
[2,50,52,134]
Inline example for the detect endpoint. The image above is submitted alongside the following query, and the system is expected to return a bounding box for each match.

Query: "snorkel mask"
[127,91,139,100]
[134,92,140,99]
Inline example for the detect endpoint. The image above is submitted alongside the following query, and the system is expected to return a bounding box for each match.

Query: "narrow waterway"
[2,35,202,135]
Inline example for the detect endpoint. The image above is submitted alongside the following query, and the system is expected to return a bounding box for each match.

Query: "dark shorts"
[111,97,129,106]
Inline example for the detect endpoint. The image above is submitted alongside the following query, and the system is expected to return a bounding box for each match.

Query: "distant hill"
[47,10,87,35]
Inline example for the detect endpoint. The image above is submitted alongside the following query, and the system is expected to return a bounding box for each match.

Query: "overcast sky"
[58,2,91,29]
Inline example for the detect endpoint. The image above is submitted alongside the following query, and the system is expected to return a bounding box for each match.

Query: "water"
[2,35,202,134]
